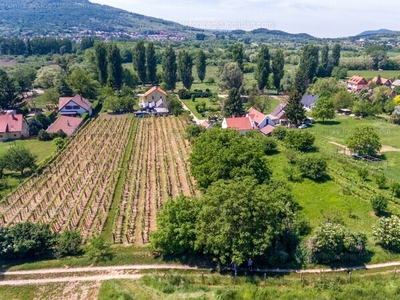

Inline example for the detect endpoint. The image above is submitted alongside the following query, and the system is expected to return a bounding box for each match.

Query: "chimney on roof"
[11,113,16,120]
[67,120,70,126]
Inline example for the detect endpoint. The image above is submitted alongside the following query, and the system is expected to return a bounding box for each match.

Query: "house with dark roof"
[221,117,254,134]
[59,95,92,117]
[247,107,275,129]
[0,113,29,142]
[270,103,287,125]
[46,116,83,136]
[301,94,319,111]
[347,76,368,92]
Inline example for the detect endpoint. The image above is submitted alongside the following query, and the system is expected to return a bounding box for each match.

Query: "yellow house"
[140,86,167,109]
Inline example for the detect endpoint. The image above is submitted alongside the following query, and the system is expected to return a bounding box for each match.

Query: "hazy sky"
[90,0,399,38]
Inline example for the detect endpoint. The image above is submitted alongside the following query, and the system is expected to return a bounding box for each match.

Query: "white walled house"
[59,95,92,117]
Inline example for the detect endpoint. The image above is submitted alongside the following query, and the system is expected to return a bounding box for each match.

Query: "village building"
[301,94,319,111]
[139,86,167,109]
[221,117,254,134]
[46,116,84,136]
[369,76,392,88]
[347,76,368,92]
[59,95,92,117]
[0,113,30,142]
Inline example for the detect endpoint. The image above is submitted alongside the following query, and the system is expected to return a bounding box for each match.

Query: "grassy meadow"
[347,70,400,80]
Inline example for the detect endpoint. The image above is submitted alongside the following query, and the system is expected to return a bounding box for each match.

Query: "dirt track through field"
[2,261,400,286]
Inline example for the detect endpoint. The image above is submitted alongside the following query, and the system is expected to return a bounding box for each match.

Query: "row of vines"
[112,116,199,245]
[0,117,135,241]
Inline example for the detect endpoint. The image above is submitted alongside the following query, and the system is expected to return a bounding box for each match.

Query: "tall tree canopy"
[330,43,341,69]
[162,46,177,90]
[178,50,194,90]
[299,44,319,82]
[133,40,147,85]
[107,44,123,90]
[189,128,271,191]
[311,96,336,122]
[272,49,285,94]
[255,45,271,92]
[285,88,306,126]
[146,42,157,84]
[196,50,207,83]
[232,43,244,70]
[94,42,108,86]
[195,177,300,264]
[0,70,22,109]
[223,88,244,117]
[218,62,243,91]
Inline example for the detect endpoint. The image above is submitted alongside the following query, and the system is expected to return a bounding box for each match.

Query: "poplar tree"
[107,44,123,90]
[223,88,244,117]
[162,46,177,91]
[272,49,285,94]
[133,40,146,85]
[254,45,270,93]
[232,43,244,71]
[178,50,194,90]
[146,42,157,84]
[94,42,108,86]
[196,50,206,83]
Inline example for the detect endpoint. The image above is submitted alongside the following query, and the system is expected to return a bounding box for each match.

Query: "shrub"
[37,129,51,141]
[283,130,315,152]
[370,195,388,216]
[178,89,191,99]
[284,148,301,164]
[283,165,301,182]
[271,126,287,140]
[373,216,400,252]
[357,167,369,182]
[309,222,367,264]
[390,182,400,198]
[91,100,102,113]
[298,154,328,180]
[81,112,89,122]
[53,137,66,152]
[54,230,82,258]
[375,173,387,189]
[44,111,57,122]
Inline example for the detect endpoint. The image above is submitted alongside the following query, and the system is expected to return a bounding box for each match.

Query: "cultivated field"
[0,116,197,245]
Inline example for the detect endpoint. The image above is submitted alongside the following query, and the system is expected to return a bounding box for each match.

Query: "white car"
[298,124,307,129]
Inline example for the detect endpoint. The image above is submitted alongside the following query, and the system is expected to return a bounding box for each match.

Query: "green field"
[347,70,400,80]
[0,138,55,162]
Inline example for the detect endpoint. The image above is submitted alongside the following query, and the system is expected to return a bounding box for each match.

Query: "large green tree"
[0,70,22,109]
[299,44,319,82]
[232,43,244,70]
[94,42,108,86]
[272,49,285,94]
[196,50,206,83]
[189,128,271,190]
[107,44,123,90]
[178,50,194,90]
[223,88,244,117]
[218,62,243,91]
[346,125,382,155]
[146,42,157,84]
[4,145,37,175]
[66,67,100,99]
[319,44,329,77]
[162,46,177,91]
[330,43,341,69]
[133,40,147,85]
[285,88,306,126]
[254,45,270,92]
[195,177,300,264]
[312,96,335,122]
[150,195,200,255]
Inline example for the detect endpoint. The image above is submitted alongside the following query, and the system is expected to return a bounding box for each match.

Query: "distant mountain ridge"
[356,29,398,37]
[0,0,198,38]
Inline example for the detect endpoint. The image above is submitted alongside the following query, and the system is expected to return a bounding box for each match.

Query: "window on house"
[72,106,80,109]
[0,135,3,138]
[66,106,73,109]
[13,134,16,137]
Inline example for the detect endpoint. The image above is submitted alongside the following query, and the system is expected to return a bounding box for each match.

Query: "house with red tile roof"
[247,107,275,129]
[347,76,368,92]
[140,86,167,109]
[46,116,83,136]
[0,113,29,142]
[59,95,92,117]
[270,103,287,125]
[260,124,276,136]
[201,120,212,129]
[369,76,392,87]
[221,117,255,134]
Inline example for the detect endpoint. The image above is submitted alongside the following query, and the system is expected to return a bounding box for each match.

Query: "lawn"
[181,97,221,120]
[0,138,56,162]
[347,70,400,80]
